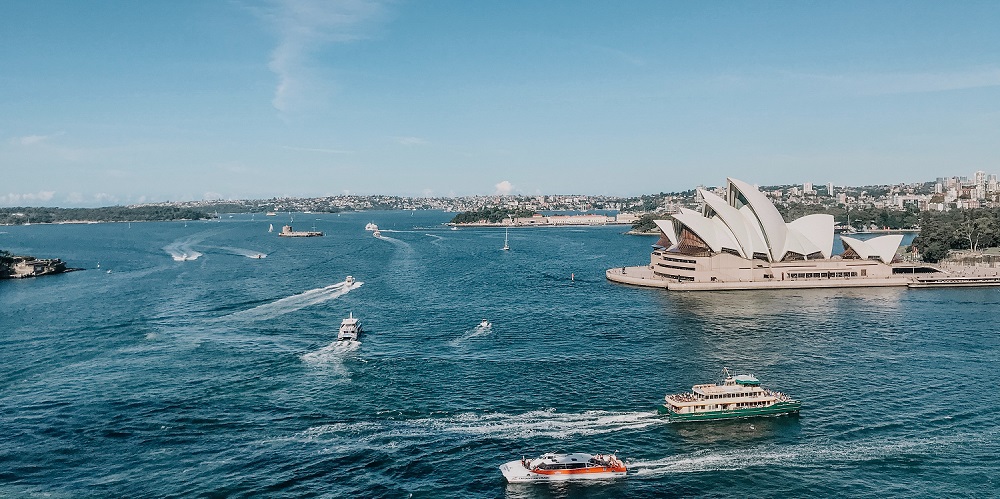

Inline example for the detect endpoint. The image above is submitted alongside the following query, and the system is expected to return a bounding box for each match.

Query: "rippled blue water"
[1,212,997,497]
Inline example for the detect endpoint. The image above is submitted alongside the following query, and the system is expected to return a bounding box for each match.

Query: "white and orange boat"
[500,452,627,482]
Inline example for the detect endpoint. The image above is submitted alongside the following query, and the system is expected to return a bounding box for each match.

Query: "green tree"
[450,207,536,224]
[631,213,669,233]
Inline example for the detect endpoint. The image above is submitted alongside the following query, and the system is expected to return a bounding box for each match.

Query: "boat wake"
[165,245,203,261]
[164,233,213,261]
[628,432,983,477]
[302,409,665,444]
[450,322,493,345]
[300,341,359,379]
[214,246,267,259]
[222,280,363,322]
[374,234,406,245]
[302,340,360,363]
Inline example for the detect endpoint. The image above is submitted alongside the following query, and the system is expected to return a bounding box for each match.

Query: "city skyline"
[3,1,1000,207]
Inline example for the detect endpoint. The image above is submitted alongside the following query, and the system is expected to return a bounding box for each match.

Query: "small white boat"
[338,312,362,341]
[268,223,274,233]
[479,319,491,328]
[365,222,378,231]
[503,228,509,251]
[500,453,627,482]
[345,275,355,285]
[373,228,382,238]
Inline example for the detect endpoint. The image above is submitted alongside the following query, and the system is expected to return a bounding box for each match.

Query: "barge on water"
[658,368,800,421]
[278,225,323,237]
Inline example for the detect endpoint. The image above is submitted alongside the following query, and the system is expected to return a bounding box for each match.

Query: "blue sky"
[2,1,999,206]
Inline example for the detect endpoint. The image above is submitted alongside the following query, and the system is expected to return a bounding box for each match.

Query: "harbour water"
[1,211,997,497]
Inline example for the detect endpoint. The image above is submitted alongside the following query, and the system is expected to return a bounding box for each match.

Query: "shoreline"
[449,222,633,228]
[606,264,1000,291]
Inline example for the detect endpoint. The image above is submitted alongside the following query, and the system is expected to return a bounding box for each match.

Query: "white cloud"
[785,66,1000,95]
[396,136,427,146]
[282,145,353,154]
[495,180,515,195]
[0,191,56,206]
[261,0,388,112]
[93,193,118,205]
[11,132,64,146]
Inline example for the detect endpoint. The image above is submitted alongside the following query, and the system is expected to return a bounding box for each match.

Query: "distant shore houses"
[452,212,639,227]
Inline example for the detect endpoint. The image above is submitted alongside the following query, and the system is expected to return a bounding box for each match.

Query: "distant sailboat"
[268,223,274,233]
[503,228,510,251]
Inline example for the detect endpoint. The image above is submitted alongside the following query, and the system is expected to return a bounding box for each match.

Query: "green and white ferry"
[658,368,800,421]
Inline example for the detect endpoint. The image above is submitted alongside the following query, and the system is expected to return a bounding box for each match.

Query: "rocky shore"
[1,255,79,279]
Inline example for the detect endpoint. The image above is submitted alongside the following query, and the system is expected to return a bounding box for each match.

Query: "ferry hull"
[658,401,801,421]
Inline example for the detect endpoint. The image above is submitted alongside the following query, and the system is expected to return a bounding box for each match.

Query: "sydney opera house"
[607,178,908,290]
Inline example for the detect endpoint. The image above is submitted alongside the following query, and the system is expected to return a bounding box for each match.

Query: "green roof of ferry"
[733,374,760,385]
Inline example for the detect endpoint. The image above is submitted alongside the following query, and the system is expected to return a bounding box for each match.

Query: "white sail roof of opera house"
[653,219,678,246]
[698,188,768,259]
[727,177,790,261]
[672,209,744,255]
[662,178,860,262]
[840,234,905,264]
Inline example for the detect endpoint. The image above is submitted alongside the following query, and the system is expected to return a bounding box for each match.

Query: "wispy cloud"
[395,136,427,146]
[282,145,353,153]
[784,66,1000,95]
[260,0,389,112]
[0,191,56,206]
[93,193,118,204]
[10,132,64,146]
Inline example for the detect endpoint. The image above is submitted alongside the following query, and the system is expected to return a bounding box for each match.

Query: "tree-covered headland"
[0,206,212,225]
[912,208,1000,263]
[0,250,13,276]
[450,207,537,224]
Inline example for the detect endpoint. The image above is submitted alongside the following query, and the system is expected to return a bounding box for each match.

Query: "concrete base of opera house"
[606,266,911,291]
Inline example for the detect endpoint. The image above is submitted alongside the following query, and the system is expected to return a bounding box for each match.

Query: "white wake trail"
[449,323,493,346]
[302,409,666,444]
[214,246,268,258]
[222,281,363,321]
[627,432,988,478]
[301,341,360,378]
[164,241,203,261]
[163,231,217,261]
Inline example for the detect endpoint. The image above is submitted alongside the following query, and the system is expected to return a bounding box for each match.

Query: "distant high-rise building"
[826,182,834,196]
[803,182,813,194]
[935,183,943,194]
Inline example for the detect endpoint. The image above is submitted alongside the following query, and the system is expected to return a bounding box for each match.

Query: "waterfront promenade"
[607,263,1000,291]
